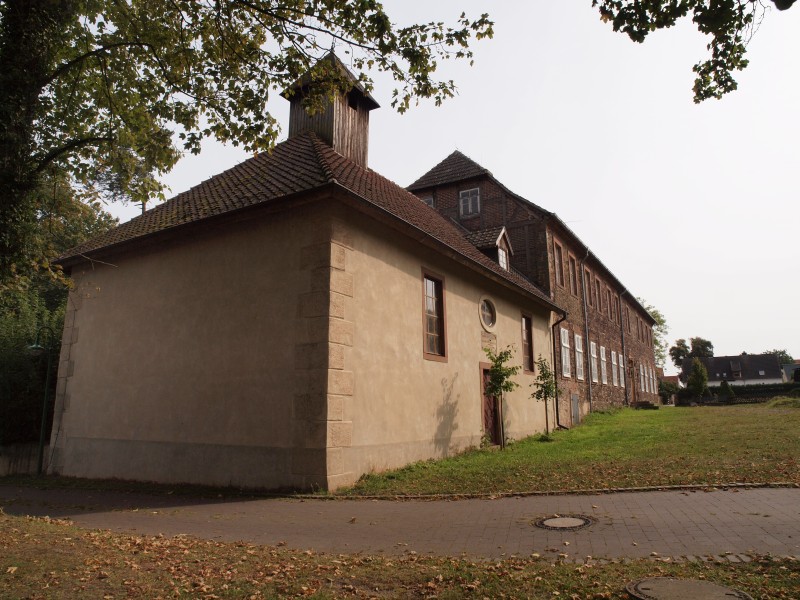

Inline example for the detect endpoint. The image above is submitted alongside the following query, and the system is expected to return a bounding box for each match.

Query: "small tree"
[719,380,736,402]
[530,355,556,434]
[658,379,679,405]
[484,346,520,449]
[687,357,709,399]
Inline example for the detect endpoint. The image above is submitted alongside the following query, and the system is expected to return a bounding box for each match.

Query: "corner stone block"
[328,343,345,370]
[58,360,74,378]
[329,292,346,319]
[309,266,331,292]
[299,291,330,318]
[329,319,354,347]
[56,377,67,397]
[326,395,346,421]
[297,317,331,344]
[330,270,354,297]
[328,370,354,396]
[294,343,328,370]
[326,447,344,475]
[299,242,331,270]
[330,220,353,249]
[293,394,327,421]
[330,243,347,271]
[295,368,327,396]
[326,472,358,491]
[327,421,353,448]
[292,419,327,448]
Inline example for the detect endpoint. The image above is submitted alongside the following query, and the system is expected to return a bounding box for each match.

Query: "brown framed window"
[521,314,534,372]
[422,271,446,360]
[459,188,480,217]
[594,278,601,311]
[568,256,578,295]
[554,242,564,287]
[584,268,592,306]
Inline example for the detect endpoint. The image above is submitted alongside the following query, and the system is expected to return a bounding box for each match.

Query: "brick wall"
[417,176,659,424]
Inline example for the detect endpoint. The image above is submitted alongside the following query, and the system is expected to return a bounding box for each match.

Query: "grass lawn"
[1,512,797,599]
[340,405,800,497]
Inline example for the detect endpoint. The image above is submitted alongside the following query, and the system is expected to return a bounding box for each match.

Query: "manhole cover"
[626,577,754,600]
[534,514,593,531]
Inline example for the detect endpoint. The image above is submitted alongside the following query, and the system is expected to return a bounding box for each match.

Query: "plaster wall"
[50,206,328,489]
[333,208,553,484]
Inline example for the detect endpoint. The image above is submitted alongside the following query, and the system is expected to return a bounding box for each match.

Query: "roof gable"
[407,150,491,191]
[464,226,512,254]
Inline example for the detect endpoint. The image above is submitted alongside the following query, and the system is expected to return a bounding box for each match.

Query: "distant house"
[782,360,800,383]
[681,354,783,386]
[48,55,563,491]
[660,375,681,388]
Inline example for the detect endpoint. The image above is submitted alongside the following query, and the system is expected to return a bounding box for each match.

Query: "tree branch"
[34,136,115,175]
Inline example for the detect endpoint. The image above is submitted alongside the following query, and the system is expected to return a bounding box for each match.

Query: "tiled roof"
[464,227,505,250]
[681,354,783,382]
[407,150,490,191]
[59,133,559,311]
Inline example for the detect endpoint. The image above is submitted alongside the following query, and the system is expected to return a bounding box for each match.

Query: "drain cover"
[534,514,593,531]
[626,577,753,600]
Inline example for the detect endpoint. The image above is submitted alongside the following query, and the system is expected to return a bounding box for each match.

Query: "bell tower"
[284,53,379,168]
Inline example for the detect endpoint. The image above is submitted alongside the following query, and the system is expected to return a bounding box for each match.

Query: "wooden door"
[482,369,500,445]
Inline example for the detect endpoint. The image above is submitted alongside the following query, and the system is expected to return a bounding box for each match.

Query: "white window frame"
[611,351,618,386]
[640,364,645,392]
[459,188,480,217]
[600,346,608,384]
[420,194,434,207]
[590,341,598,383]
[498,246,509,270]
[650,366,656,394]
[619,354,625,388]
[560,327,571,378]
[575,334,584,381]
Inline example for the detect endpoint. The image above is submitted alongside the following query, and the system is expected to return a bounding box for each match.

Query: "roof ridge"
[308,132,341,186]
[407,149,491,190]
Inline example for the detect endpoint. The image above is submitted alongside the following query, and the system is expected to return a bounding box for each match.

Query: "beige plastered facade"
[50,196,554,490]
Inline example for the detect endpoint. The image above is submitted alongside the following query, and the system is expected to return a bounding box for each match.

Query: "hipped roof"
[59,132,561,312]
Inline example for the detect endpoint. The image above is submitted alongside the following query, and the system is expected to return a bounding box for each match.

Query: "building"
[408,153,659,425]
[47,56,564,491]
[781,359,800,384]
[682,354,784,386]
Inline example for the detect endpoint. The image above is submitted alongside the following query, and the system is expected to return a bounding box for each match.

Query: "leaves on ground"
[1,512,797,599]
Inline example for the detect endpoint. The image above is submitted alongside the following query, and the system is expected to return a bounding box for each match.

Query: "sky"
[108,2,800,373]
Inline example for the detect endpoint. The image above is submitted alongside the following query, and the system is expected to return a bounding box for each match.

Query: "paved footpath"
[1,485,798,560]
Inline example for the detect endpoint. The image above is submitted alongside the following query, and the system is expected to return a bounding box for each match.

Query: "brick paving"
[1,485,798,560]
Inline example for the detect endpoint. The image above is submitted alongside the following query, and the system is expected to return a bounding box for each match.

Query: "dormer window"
[459,188,480,217]
[498,247,509,270]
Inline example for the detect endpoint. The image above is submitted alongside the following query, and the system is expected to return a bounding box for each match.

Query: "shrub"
[687,357,708,398]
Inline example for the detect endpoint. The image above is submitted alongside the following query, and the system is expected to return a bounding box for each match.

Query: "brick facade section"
[412,162,658,424]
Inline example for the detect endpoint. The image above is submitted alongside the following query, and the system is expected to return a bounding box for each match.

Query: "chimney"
[283,53,379,168]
